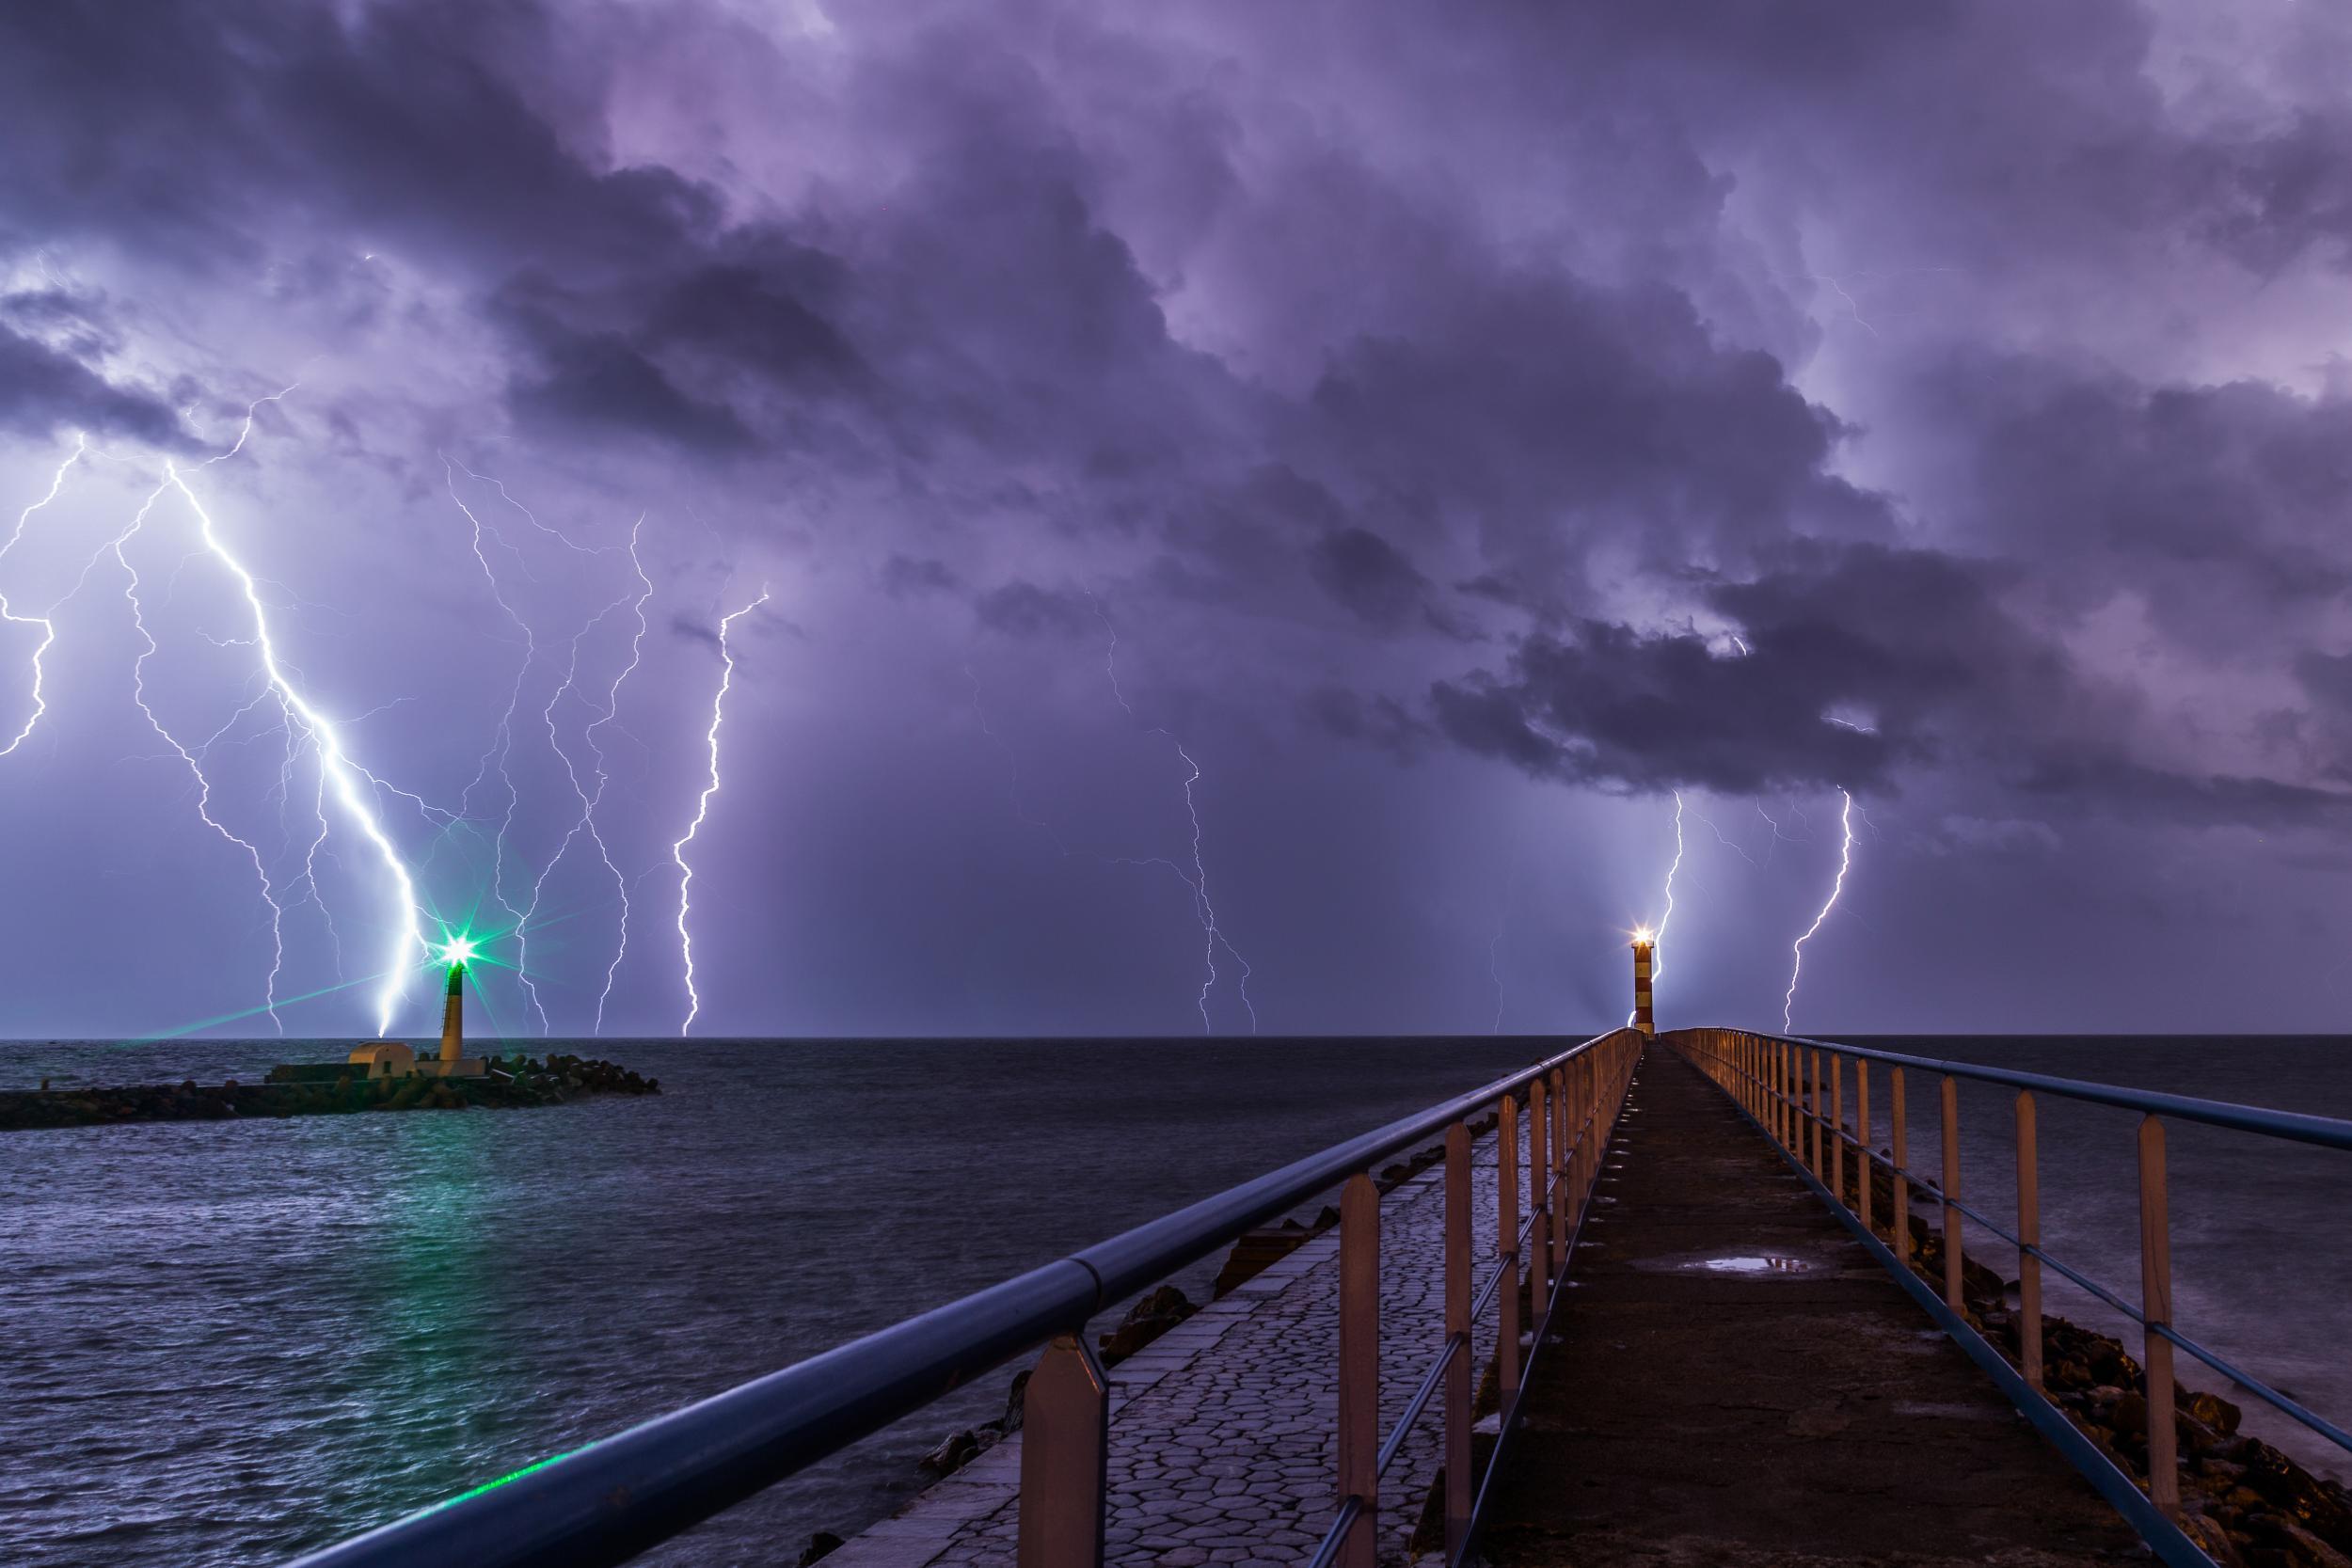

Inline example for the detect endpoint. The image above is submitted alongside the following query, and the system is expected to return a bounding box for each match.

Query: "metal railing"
[292,1029,1645,1568]
[1669,1027,2352,1539]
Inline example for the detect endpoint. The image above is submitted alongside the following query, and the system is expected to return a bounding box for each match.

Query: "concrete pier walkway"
[1475,1048,2146,1567]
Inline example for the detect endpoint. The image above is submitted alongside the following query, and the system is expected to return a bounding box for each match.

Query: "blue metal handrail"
[1702,1028,2352,1465]
[1775,1033,2352,1153]
[290,1031,1625,1568]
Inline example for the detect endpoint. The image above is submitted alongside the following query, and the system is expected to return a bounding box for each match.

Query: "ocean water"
[2,1035,2346,1566]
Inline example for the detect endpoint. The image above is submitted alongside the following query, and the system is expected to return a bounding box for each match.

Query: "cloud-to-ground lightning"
[0,434,89,756]
[517,571,645,1031]
[1653,790,1686,987]
[1487,861,1518,1036]
[445,461,660,1036]
[70,396,429,1036]
[164,446,427,1037]
[1630,792,1688,1027]
[1782,788,1855,1031]
[1089,593,1256,1035]
[589,521,656,1035]
[673,585,769,1037]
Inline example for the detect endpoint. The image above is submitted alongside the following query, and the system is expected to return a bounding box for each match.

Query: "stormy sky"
[2,0,2350,1040]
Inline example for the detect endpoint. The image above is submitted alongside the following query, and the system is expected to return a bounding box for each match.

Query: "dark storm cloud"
[973,580,1099,639]
[491,276,755,452]
[2297,652,2352,712]
[1309,528,1428,631]
[1429,545,2071,795]
[1299,274,1890,569]
[2012,756,2352,826]
[1527,0,2352,284]
[1300,685,1430,763]
[0,1,718,276]
[880,554,961,599]
[1905,355,2352,641]
[0,325,186,447]
[1424,537,2352,827]
[8,0,2352,1035]
[1430,616,1901,796]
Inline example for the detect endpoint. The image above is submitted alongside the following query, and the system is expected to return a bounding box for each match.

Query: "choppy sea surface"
[3,1035,2346,1565]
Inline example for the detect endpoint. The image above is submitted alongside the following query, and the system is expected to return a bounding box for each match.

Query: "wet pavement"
[1474,1046,2150,1568]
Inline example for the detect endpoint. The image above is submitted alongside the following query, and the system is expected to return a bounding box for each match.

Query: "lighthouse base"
[415,1057,489,1079]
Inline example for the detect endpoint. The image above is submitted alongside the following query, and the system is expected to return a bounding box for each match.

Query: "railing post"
[1549,1068,1568,1278]
[1580,1053,1596,1205]
[1809,1048,1823,1179]
[2139,1117,2178,1518]
[1527,1076,1549,1306]
[1779,1041,1791,1149]
[1890,1067,1910,1265]
[1497,1095,1521,1400]
[1338,1171,1380,1568]
[1017,1334,1109,1568]
[1444,1121,1471,1558]
[1830,1053,1845,1209]
[2016,1090,2042,1390]
[1940,1074,1963,1314]
[1855,1059,1873,1237]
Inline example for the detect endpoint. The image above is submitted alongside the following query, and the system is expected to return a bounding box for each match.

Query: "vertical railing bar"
[1891,1067,1910,1267]
[1337,1172,1379,1568]
[1527,1075,1549,1307]
[1497,1095,1520,1401]
[1830,1053,1845,1211]
[1443,1121,1471,1557]
[2016,1089,2042,1391]
[1550,1067,1568,1280]
[2139,1117,2178,1519]
[1940,1074,1964,1313]
[1812,1047,1826,1179]
[1856,1057,1873,1239]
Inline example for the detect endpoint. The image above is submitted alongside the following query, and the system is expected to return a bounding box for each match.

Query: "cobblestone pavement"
[825,1129,1513,1568]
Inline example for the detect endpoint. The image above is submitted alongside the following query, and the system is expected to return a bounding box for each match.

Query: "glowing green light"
[430,1443,593,1512]
[438,936,478,966]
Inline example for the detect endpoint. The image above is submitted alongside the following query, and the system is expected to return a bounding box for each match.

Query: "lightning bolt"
[164,457,426,1035]
[75,391,425,1035]
[590,520,655,1036]
[445,459,643,1034]
[516,570,643,1032]
[1808,272,1883,340]
[1654,790,1686,987]
[1781,787,1855,1032]
[1754,797,1798,863]
[673,585,769,1037]
[1091,593,1256,1035]
[1629,791,1688,1028]
[1687,801,1761,866]
[0,434,89,756]
[1487,850,1520,1036]
[446,457,547,1025]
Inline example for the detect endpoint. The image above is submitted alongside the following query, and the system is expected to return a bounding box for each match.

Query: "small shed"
[347,1042,416,1079]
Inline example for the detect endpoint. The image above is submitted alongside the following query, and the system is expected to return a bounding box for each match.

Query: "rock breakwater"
[0,1052,659,1132]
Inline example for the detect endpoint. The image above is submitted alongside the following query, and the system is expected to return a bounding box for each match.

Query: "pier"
[1475,1047,2143,1567]
[291,1018,2352,1568]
